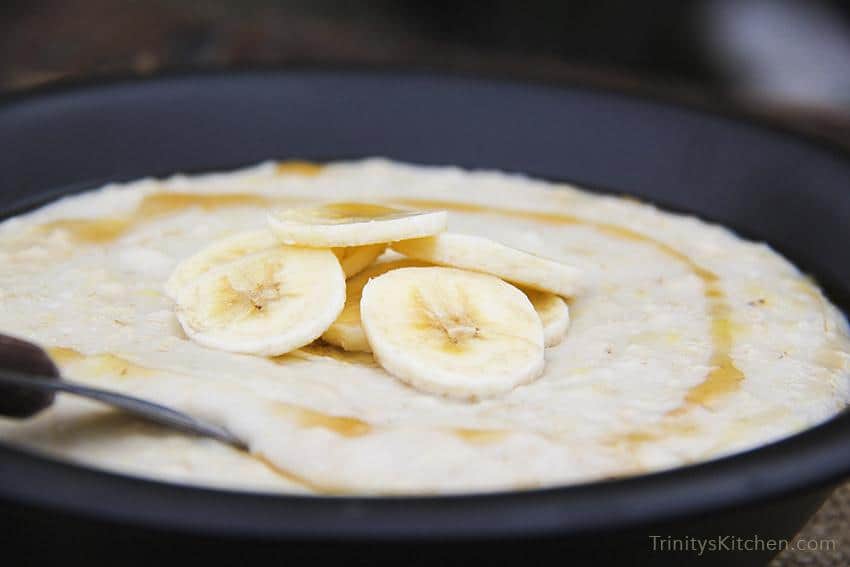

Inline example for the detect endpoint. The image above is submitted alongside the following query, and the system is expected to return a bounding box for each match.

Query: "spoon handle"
[0,370,247,450]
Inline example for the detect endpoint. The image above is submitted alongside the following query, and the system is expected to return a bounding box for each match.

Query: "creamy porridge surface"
[0,159,848,494]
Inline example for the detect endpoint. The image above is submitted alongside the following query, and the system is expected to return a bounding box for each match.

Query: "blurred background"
[3,0,850,149]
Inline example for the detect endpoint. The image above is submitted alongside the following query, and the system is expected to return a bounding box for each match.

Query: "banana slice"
[360,267,545,399]
[165,230,277,299]
[392,233,581,297]
[524,289,570,347]
[166,230,384,301]
[267,202,447,247]
[333,244,386,279]
[322,258,430,352]
[175,247,345,356]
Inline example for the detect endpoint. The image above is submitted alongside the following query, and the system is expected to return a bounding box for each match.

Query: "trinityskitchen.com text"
[649,535,838,556]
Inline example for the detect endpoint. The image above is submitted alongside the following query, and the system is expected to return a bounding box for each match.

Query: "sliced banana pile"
[168,202,580,399]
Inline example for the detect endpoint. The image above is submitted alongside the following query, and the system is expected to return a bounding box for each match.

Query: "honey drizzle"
[39,192,274,243]
[274,160,324,176]
[47,347,152,378]
[47,346,86,365]
[274,401,372,438]
[37,160,321,244]
[40,218,133,244]
[287,341,378,366]
[253,454,348,494]
[454,428,509,444]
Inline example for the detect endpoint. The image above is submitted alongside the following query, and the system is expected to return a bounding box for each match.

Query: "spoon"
[0,334,246,450]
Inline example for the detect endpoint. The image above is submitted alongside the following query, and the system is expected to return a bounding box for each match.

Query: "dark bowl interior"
[1,69,850,565]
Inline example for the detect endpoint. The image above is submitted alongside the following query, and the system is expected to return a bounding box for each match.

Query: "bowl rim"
[1,67,849,540]
[4,62,850,163]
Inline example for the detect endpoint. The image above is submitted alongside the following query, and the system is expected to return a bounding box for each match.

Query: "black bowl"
[1,70,849,566]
